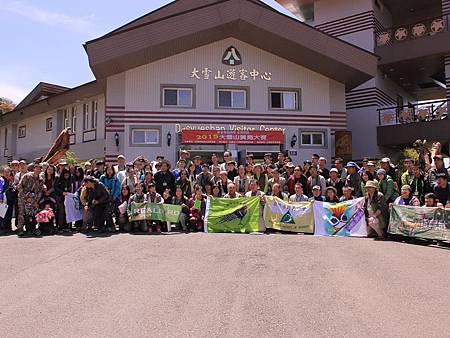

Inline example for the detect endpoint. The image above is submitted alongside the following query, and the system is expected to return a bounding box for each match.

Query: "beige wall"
[106,37,347,165]
[124,38,332,113]
[0,94,106,165]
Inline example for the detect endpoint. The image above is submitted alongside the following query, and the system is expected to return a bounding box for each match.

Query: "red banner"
[181,130,285,144]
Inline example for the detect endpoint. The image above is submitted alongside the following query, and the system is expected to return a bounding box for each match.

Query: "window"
[300,131,325,146]
[4,128,8,149]
[91,101,98,129]
[63,109,69,129]
[217,88,247,109]
[83,103,90,131]
[71,106,77,132]
[270,89,300,110]
[18,125,26,139]
[131,128,160,145]
[46,117,53,132]
[162,87,193,107]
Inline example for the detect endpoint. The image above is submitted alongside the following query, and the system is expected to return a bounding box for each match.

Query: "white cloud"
[0,0,97,35]
[0,83,29,103]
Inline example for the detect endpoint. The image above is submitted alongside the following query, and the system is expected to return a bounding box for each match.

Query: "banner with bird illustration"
[205,196,260,233]
[388,205,450,240]
[264,196,314,233]
[313,198,367,237]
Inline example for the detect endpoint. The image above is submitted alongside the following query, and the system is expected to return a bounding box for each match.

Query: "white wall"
[15,113,56,160]
[0,94,106,165]
[105,37,348,165]
[124,38,332,114]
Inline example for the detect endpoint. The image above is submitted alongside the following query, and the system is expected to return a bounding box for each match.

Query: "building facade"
[1,81,106,164]
[1,0,378,166]
[277,0,450,158]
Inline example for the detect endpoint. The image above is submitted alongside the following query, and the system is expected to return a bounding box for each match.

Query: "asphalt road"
[0,233,449,338]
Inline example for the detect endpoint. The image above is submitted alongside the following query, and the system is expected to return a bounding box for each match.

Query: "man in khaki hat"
[364,180,388,240]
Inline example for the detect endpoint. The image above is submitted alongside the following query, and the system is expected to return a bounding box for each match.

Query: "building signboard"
[181,129,285,145]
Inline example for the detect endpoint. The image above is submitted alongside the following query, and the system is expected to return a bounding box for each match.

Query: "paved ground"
[0,233,449,338]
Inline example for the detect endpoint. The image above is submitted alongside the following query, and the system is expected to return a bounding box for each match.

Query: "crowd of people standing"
[0,150,449,239]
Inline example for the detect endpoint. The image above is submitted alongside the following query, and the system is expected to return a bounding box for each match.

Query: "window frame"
[83,103,90,131]
[129,125,162,147]
[215,86,249,110]
[63,109,69,129]
[71,106,77,132]
[298,129,328,149]
[91,100,98,129]
[269,88,301,111]
[46,117,53,132]
[18,125,26,139]
[161,85,195,108]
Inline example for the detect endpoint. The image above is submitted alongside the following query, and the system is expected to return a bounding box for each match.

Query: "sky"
[0,0,297,104]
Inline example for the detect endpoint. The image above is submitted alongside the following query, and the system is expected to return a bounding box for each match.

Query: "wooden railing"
[375,14,449,47]
[378,99,448,126]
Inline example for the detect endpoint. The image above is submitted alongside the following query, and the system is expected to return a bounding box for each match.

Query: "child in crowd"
[127,182,148,232]
[146,183,163,233]
[188,187,206,232]
[35,201,55,235]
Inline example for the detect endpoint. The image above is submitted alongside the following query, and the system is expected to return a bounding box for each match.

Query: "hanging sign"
[181,130,285,144]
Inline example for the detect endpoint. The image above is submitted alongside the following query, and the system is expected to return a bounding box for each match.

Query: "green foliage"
[60,151,80,165]
[394,147,419,172]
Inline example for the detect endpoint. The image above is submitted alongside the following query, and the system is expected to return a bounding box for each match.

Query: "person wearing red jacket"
[286,166,308,196]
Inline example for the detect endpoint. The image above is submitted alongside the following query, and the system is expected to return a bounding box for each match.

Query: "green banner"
[129,202,182,223]
[264,196,314,233]
[388,205,450,240]
[206,196,260,233]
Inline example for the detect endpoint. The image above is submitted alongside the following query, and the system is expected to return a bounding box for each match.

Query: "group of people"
[0,150,449,239]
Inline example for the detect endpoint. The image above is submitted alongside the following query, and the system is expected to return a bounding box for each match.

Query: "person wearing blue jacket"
[100,165,121,201]
[99,165,121,232]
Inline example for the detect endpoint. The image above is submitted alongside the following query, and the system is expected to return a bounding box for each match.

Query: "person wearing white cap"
[114,155,126,173]
[326,168,344,197]
[309,185,324,202]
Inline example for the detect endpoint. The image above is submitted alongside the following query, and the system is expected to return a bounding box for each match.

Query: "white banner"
[313,198,367,237]
[64,193,83,224]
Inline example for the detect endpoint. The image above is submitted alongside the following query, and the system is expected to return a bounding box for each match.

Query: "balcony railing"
[378,99,448,126]
[375,14,449,47]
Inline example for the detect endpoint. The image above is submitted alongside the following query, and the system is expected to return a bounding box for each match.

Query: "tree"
[0,97,16,113]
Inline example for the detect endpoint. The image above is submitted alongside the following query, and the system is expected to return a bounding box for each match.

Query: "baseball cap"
[377,168,386,175]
